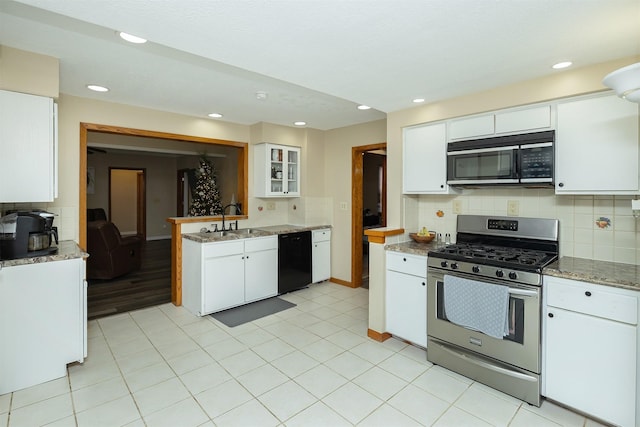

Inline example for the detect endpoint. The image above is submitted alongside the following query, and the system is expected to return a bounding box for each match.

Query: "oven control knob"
[508,271,518,280]
[451,263,459,270]
[472,266,480,273]
[440,261,448,268]
[495,270,504,278]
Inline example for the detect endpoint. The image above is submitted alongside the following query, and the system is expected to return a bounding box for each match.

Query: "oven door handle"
[433,340,538,382]
[508,288,538,297]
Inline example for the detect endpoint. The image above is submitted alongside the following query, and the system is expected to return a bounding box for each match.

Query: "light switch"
[507,200,519,216]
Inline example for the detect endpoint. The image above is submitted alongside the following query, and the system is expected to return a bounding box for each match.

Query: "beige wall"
[0,45,59,98]
[324,119,387,282]
[87,152,178,239]
[110,169,139,235]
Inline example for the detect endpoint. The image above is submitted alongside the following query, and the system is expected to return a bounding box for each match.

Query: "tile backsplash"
[407,189,639,265]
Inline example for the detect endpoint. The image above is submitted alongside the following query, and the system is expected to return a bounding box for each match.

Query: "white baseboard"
[146,235,171,241]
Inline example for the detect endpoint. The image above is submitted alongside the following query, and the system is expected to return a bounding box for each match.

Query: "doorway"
[351,143,387,288]
[109,168,146,239]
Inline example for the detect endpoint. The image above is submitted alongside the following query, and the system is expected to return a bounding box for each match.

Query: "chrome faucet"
[221,203,242,231]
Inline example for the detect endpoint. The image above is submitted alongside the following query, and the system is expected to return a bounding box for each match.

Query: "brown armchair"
[87,220,142,280]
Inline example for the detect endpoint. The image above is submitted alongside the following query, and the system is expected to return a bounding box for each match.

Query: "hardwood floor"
[87,239,171,320]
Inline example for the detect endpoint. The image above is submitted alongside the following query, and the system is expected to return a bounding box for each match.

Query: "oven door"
[427,268,540,373]
[447,145,519,185]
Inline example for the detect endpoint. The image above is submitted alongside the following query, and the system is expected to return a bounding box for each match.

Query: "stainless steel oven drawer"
[428,337,541,406]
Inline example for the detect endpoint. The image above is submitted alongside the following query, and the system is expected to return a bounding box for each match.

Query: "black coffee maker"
[0,211,59,260]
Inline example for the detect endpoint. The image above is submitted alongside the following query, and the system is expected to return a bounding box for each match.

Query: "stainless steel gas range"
[426,215,559,406]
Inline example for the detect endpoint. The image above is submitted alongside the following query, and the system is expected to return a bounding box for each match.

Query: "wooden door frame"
[78,122,249,249]
[351,142,387,288]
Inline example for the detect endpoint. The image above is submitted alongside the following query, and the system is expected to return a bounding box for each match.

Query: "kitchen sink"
[231,228,258,235]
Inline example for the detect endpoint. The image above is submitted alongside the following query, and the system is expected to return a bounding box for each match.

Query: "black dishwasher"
[278,231,312,294]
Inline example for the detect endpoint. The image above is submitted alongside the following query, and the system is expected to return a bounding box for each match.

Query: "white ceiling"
[1,0,639,130]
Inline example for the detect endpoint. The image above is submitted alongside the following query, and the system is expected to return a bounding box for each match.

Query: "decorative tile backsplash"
[410,189,639,265]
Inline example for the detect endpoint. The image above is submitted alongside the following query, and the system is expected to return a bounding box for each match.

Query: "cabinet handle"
[403,258,407,262]
[440,184,444,188]
[585,291,591,297]
[558,182,564,188]
[548,313,554,318]
[422,282,426,286]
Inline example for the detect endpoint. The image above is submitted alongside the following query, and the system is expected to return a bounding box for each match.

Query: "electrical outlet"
[507,200,520,216]
[266,202,275,210]
[452,200,462,214]
[339,202,348,210]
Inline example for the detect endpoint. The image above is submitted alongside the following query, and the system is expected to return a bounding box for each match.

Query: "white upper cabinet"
[254,143,300,197]
[449,105,552,141]
[495,106,551,134]
[0,90,57,202]
[556,93,639,194]
[449,115,494,140]
[403,123,456,194]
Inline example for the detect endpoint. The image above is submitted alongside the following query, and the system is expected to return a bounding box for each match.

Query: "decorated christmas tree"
[189,156,223,216]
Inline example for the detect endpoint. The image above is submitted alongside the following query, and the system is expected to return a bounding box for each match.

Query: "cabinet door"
[449,114,494,140]
[544,306,637,427]
[385,270,427,347]
[312,240,331,283]
[284,147,300,196]
[245,248,278,302]
[0,90,55,202]
[495,106,551,134]
[203,254,245,313]
[0,259,84,395]
[556,94,639,194]
[403,123,453,194]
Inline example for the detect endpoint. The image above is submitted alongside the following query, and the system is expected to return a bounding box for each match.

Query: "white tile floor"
[1,282,606,427]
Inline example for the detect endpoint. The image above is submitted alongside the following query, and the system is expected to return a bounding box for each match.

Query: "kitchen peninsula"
[180,224,330,317]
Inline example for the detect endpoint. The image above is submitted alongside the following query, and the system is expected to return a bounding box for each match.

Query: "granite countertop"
[183,224,331,244]
[385,240,438,256]
[0,241,88,268]
[543,257,640,292]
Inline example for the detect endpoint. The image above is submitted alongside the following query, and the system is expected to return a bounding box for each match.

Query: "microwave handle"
[519,142,553,149]
[447,145,520,156]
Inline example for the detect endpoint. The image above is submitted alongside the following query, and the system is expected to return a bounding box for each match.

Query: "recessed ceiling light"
[119,32,147,44]
[552,61,573,69]
[413,98,425,103]
[357,105,371,110]
[207,113,223,118]
[86,84,109,92]
[294,121,306,126]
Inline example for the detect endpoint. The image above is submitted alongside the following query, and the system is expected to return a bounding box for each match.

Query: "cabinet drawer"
[203,240,244,258]
[312,229,331,243]
[386,251,427,277]
[245,236,278,252]
[546,277,637,325]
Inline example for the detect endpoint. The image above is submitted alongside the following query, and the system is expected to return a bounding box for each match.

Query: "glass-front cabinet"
[254,143,300,197]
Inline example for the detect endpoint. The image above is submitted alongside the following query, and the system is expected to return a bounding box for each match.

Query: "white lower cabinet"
[543,276,638,427]
[312,229,331,283]
[0,257,86,394]
[385,251,427,347]
[182,236,278,316]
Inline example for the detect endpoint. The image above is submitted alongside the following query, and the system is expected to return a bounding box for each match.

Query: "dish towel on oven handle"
[443,274,510,339]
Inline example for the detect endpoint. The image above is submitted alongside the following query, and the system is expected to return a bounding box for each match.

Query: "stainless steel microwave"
[447,130,554,186]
